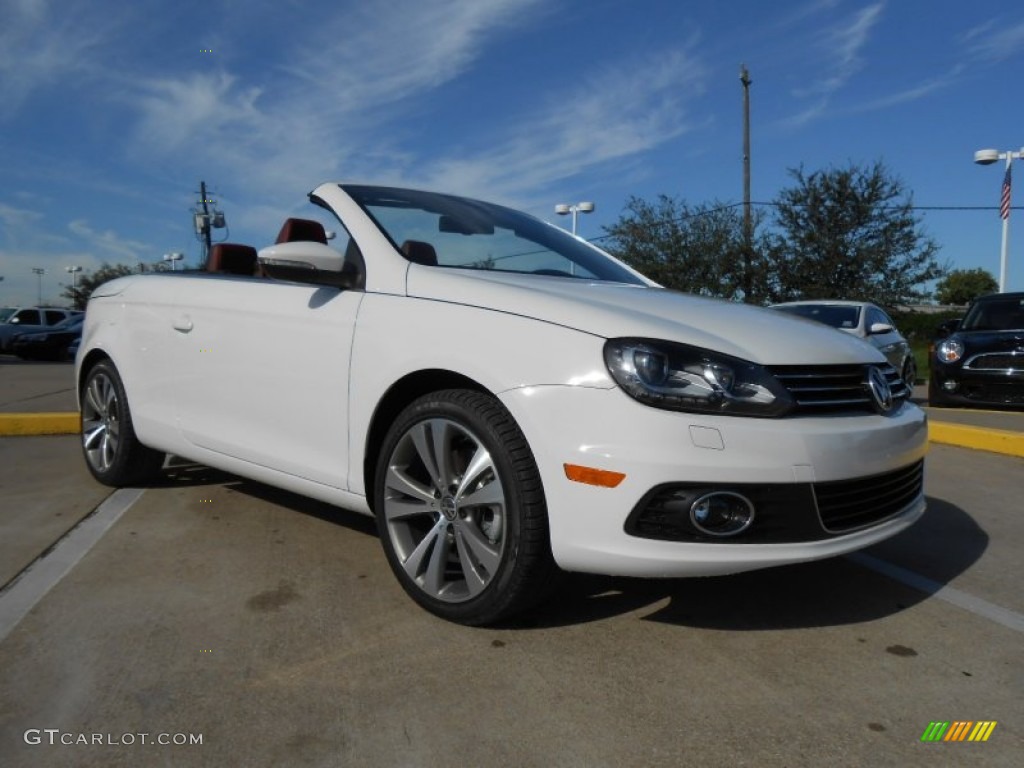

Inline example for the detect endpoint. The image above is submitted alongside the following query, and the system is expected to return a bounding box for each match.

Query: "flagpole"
[999,159,1010,294]
[975,146,1023,294]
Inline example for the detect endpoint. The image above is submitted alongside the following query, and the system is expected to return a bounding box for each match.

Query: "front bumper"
[500,384,928,578]
[930,366,1024,408]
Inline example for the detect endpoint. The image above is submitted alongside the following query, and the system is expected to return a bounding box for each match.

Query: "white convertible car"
[76,183,928,624]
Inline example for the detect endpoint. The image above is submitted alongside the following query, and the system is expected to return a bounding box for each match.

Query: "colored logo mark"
[920,721,997,742]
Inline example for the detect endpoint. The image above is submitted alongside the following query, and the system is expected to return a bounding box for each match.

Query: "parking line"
[0,488,145,643]
[848,552,1024,634]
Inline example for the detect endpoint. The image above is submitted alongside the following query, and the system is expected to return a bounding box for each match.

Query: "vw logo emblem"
[865,366,894,414]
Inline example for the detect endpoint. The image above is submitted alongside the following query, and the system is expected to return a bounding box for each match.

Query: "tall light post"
[974,146,1023,293]
[163,252,184,271]
[554,201,595,236]
[65,266,82,304]
[32,267,45,305]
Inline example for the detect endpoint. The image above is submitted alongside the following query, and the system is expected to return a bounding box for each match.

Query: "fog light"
[689,492,755,537]
[942,380,958,392]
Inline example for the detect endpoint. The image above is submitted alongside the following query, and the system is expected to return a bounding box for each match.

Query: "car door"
[171,274,363,490]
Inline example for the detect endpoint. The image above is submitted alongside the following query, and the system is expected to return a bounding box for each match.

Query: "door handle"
[173,316,194,333]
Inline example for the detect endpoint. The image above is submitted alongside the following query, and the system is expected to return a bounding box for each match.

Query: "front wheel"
[902,357,918,388]
[374,389,555,625]
[80,360,166,486]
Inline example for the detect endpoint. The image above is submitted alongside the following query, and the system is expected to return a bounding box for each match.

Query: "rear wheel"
[81,360,165,486]
[374,389,555,625]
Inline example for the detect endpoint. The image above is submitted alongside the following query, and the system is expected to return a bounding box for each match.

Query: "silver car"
[770,301,916,386]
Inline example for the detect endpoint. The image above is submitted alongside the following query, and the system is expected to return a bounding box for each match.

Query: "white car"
[77,183,928,625]
[770,300,917,386]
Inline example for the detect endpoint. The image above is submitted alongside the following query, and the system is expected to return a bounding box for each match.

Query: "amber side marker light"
[563,463,626,488]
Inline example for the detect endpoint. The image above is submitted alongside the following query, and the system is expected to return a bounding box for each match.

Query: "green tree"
[767,161,947,305]
[933,268,998,306]
[603,195,771,302]
[61,263,136,310]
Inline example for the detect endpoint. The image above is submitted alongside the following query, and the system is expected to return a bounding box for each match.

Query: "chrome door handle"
[173,316,194,333]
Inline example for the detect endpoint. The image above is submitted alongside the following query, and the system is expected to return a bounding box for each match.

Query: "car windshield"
[775,304,861,330]
[960,297,1024,331]
[0,308,16,323]
[52,315,84,330]
[342,185,646,284]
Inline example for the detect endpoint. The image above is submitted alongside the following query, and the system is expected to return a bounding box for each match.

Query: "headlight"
[603,339,793,417]
[936,339,963,363]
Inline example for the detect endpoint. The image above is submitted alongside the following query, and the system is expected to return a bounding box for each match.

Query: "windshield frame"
[341,184,648,286]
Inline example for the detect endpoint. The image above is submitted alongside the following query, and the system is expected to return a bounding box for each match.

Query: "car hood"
[956,330,1024,350]
[405,268,883,366]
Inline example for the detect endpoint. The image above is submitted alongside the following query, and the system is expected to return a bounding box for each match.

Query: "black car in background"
[10,315,84,361]
[930,292,1024,409]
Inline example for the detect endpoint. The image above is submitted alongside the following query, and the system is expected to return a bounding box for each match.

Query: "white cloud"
[134,72,264,150]
[964,18,1024,61]
[416,51,706,203]
[783,2,885,126]
[0,0,111,115]
[68,220,153,265]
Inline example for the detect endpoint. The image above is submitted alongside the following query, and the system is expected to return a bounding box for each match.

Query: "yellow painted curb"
[0,412,80,436]
[928,421,1024,458]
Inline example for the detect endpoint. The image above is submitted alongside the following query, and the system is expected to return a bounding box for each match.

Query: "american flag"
[1001,165,1012,220]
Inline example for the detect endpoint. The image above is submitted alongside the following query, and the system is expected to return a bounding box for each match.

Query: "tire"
[374,389,555,625]
[80,360,166,486]
[902,357,918,388]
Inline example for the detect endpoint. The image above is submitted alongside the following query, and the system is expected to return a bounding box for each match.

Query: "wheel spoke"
[384,497,431,522]
[399,518,449,593]
[85,379,105,417]
[410,419,455,489]
[453,519,501,595]
[385,464,436,505]
[456,453,504,509]
[82,423,105,451]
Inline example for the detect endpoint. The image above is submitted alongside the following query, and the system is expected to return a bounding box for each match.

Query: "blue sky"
[2,0,1023,306]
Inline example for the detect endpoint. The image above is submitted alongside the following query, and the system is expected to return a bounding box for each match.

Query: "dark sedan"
[10,315,84,361]
[929,292,1024,409]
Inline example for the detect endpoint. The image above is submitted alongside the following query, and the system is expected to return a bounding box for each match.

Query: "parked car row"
[0,306,83,360]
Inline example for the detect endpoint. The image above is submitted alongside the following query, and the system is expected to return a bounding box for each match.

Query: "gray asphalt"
[0,437,1021,767]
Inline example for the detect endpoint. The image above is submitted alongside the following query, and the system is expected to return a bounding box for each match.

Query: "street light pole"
[554,201,595,236]
[32,267,45,305]
[974,146,1023,293]
[740,64,753,301]
[65,265,81,305]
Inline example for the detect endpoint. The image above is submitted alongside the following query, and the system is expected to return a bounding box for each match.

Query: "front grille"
[814,460,923,533]
[769,364,909,415]
[962,382,1024,405]
[964,351,1024,372]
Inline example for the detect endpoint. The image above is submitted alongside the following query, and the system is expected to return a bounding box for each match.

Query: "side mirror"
[934,318,961,339]
[868,322,894,335]
[257,241,359,289]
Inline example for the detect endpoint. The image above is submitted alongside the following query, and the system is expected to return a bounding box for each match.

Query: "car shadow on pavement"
[152,463,985,632]
[516,495,986,631]
[158,458,380,536]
